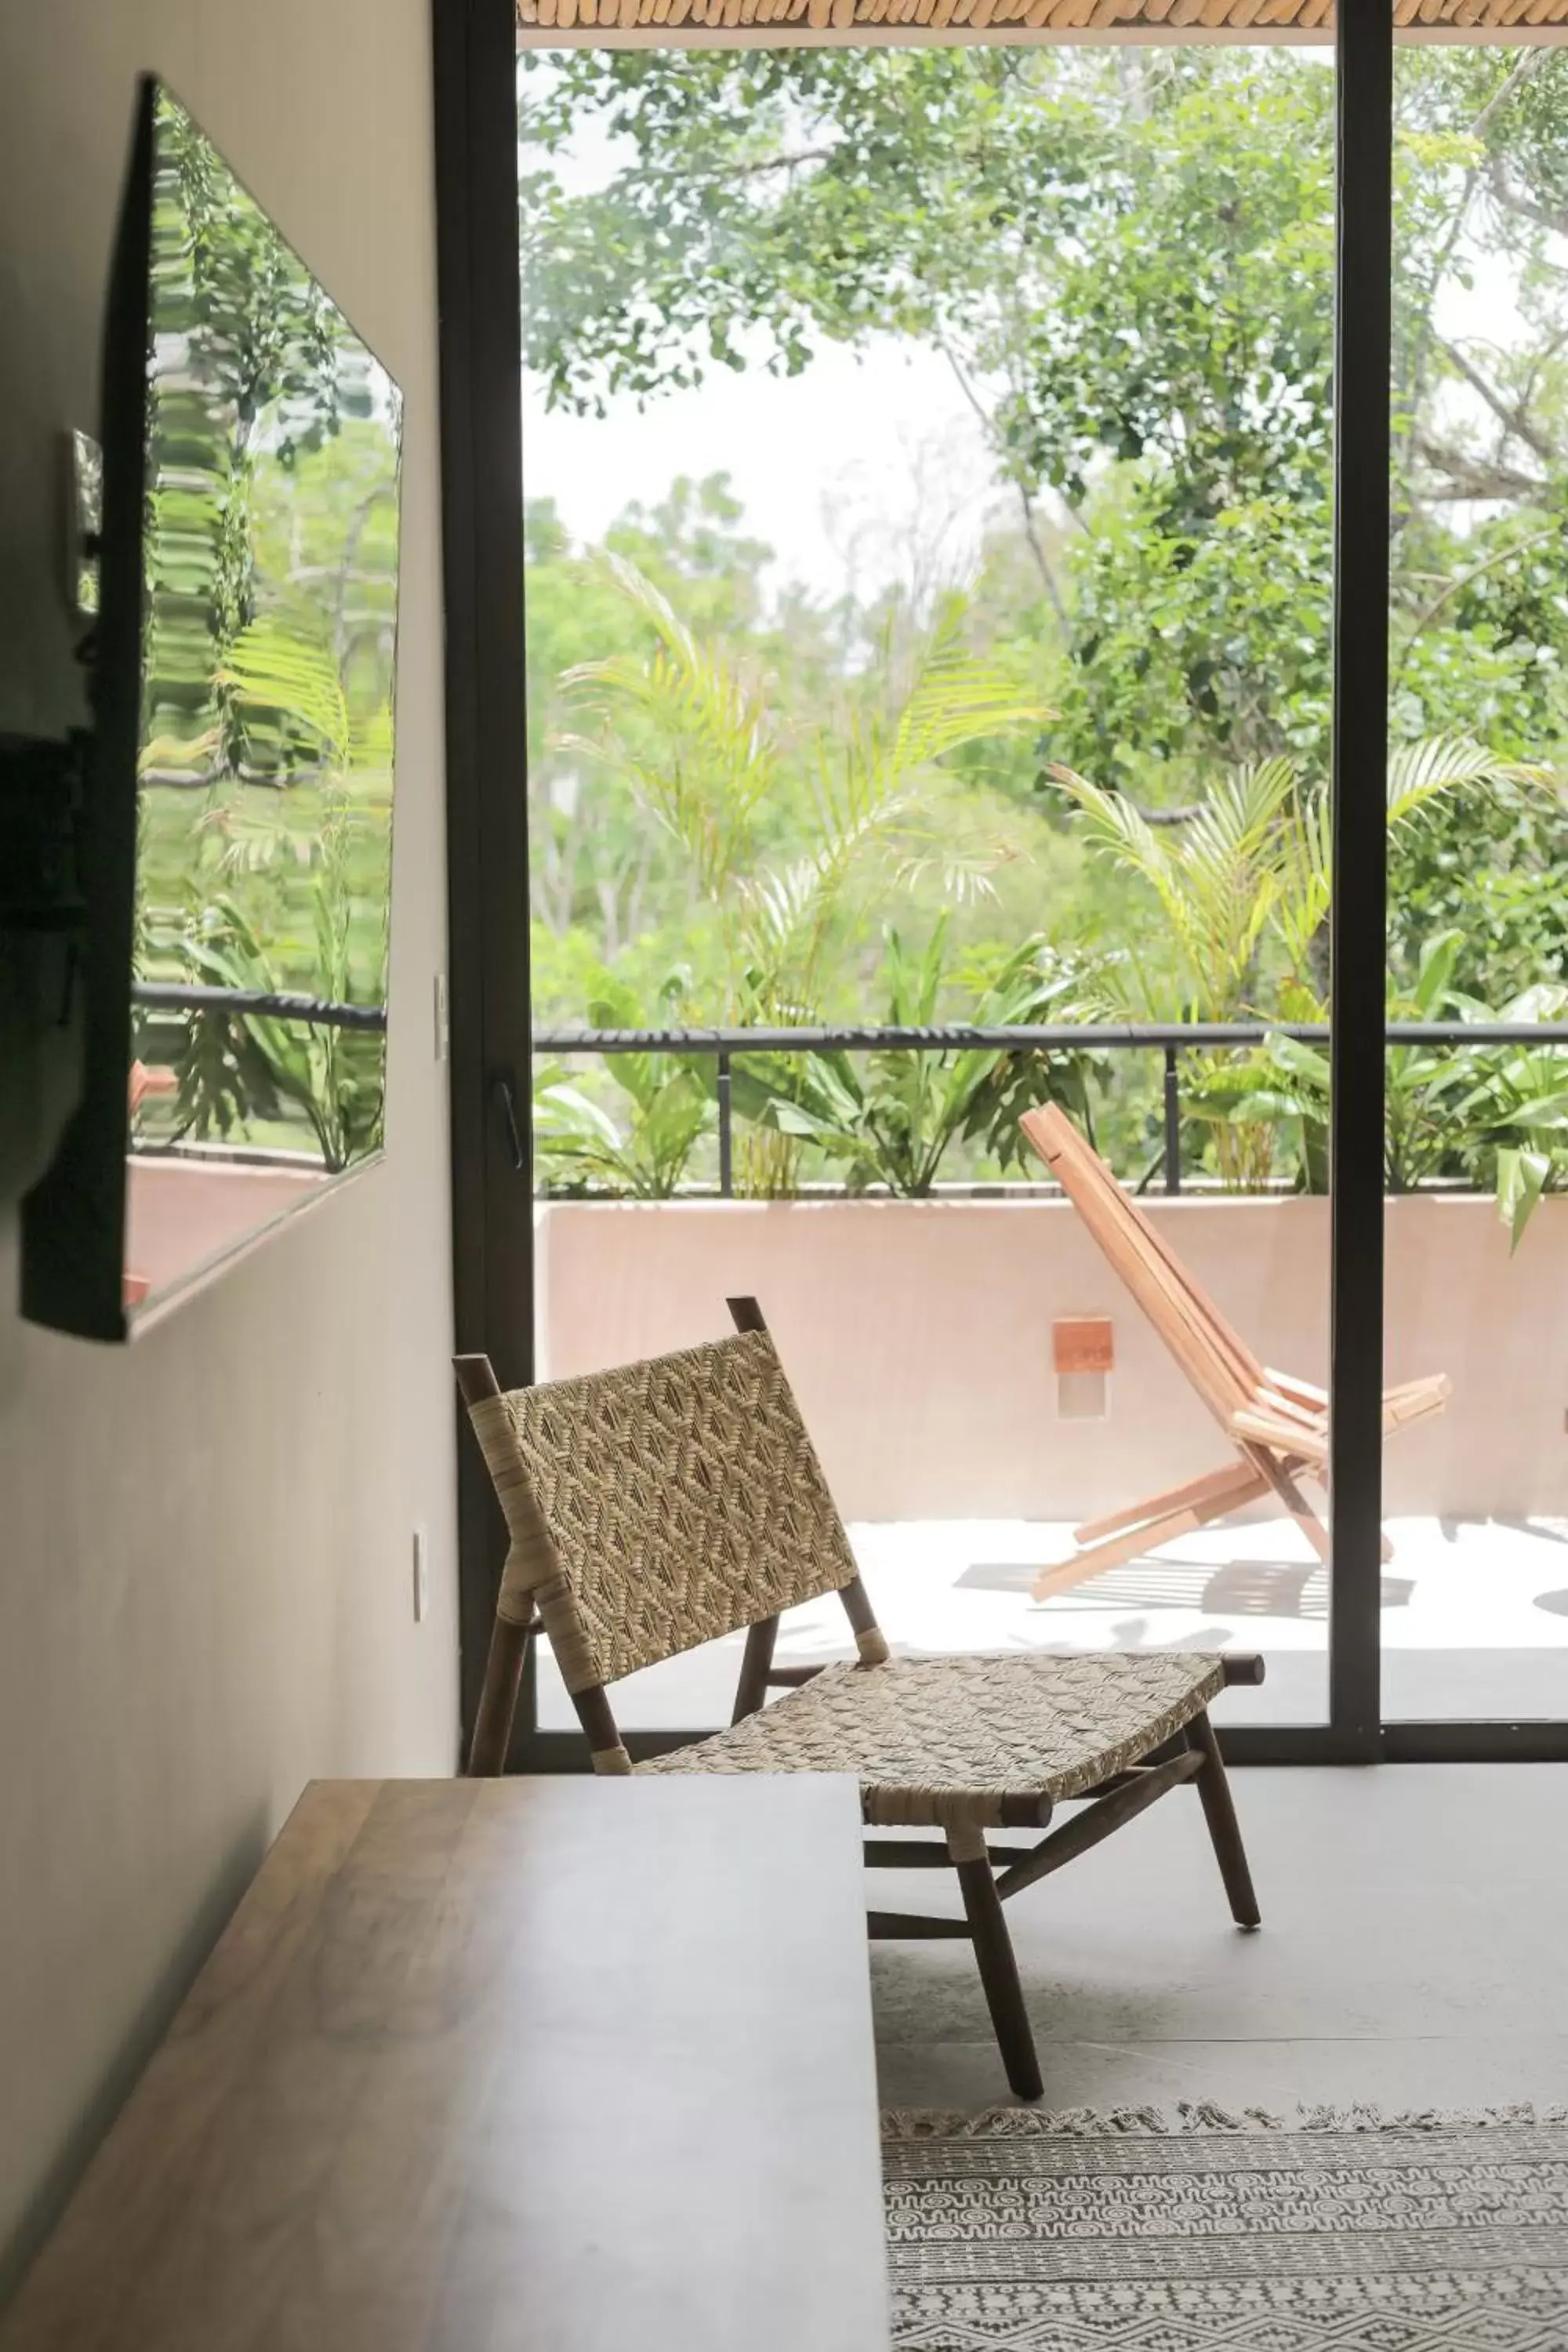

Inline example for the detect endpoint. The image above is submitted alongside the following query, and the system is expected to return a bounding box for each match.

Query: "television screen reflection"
[126,88,401,1316]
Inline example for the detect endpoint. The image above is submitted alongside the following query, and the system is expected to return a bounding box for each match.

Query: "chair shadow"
[959,1557,1414,1617]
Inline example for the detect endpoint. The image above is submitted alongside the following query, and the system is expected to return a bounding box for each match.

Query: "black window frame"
[432,0,1568,1771]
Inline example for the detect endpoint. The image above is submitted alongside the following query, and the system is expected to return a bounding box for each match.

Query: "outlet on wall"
[1054,1316,1112,1420]
[412,1525,430,1624]
[1057,1370,1109,1421]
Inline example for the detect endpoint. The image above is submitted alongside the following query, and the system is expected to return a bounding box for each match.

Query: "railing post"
[1163,1045,1181,1196]
[717,1051,733,1199]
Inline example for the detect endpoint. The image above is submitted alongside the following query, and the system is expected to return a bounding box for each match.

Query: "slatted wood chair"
[1020,1102,1451,1602]
[456,1298,1265,2102]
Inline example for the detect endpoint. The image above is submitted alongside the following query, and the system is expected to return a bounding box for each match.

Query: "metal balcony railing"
[532,1019,1568,1200]
[131,981,387,1033]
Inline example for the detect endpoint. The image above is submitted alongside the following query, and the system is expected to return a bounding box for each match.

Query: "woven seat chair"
[456,1298,1265,2101]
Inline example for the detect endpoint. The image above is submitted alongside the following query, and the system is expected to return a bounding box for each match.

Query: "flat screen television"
[21,76,402,1341]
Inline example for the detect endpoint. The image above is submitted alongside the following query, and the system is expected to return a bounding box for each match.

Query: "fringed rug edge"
[880,2100,1568,2140]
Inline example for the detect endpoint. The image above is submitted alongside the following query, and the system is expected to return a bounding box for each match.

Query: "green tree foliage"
[521,44,1568,1004]
[562,556,1047,1022]
[144,93,375,771]
[522,49,1338,786]
[524,477,844,960]
[133,89,401,1171]
[518,45,1568,1212]
[730,919,1105,1196]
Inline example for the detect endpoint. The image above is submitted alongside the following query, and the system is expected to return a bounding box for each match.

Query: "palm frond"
[1385,734,1548,828]
[891,648,1053,777]
[1273,782,1332,982]
[564,554,779,896]
[217,615,350,771]
[1052,759,1295,1022]
[564,561,1047,1034]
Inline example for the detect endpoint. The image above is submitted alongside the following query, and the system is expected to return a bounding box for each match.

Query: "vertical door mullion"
[434,0,538,1763]
[1328,0,1394,1757]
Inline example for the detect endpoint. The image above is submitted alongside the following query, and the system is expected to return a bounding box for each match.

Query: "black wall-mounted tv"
[20,77,403,1341]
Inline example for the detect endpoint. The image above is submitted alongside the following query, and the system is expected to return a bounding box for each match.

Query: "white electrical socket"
[412,1526,430,1624]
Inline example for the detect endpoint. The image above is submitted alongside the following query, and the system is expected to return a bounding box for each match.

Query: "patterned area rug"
[881,2107,1568,2350]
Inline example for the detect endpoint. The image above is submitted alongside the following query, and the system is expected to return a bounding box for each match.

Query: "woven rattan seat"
[641,1650,1227,1831]
[456,1297,1266,2101]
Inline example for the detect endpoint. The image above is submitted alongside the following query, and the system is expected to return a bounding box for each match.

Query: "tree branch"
[1391,520,1563,688]
[1394,53,1548,535]
[1010,477,1069,630]
[1468,46,1545,145]
[1519,325,1568,426]
[937,338,1070,633]
[652,145,839,186]
[1413,433,1548,504]
[1438,336,1558,464]
[1486,151,1568,246]
[1134,799,1207,827]
[1393,176,1477,536]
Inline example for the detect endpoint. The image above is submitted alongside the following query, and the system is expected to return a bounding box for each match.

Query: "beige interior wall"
[0,0,457,2296]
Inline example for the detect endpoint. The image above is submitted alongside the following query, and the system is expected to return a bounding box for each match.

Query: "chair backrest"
[1020,1103,1263,1431]
[1047,1110,1265,1381]
[463,1327,861,1697]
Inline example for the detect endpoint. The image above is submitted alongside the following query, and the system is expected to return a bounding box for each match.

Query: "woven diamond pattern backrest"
[478,1328,860,1694]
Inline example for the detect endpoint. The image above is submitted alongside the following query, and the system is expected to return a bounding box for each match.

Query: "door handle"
[491,1073,525,1173]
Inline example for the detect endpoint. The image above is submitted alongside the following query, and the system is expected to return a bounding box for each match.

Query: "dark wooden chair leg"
[731,1616,779,1722]
[953,1853,1044,2101]
[468,1617,532,1777]
[1187,1710,1261,1929]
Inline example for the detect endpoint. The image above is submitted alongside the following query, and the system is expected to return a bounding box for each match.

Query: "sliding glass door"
[1381,39,1568,1735]
[435,0,1568,1769]
[516,38,1338,1744]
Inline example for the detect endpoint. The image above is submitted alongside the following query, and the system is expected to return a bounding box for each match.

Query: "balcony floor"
[539,1512,1568,1731]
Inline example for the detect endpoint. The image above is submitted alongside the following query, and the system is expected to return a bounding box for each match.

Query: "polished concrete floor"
[529,1513,1568,2119]
[869,1764,1568,2116]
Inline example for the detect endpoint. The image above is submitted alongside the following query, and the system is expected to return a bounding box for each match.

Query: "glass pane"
[128,89,400,1320]
[1384,43,1568,1725]
[519,42,1333,1734]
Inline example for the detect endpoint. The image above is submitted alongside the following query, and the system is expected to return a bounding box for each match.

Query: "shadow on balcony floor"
[537,1513,1568,1733]
[953,1557,1417,1615]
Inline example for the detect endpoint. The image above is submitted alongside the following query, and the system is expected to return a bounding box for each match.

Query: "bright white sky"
[522,336,1000,610]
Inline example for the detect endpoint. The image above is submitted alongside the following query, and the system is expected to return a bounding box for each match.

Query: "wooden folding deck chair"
[456,1298,1266,2102]
[1020,1103,1451,1602]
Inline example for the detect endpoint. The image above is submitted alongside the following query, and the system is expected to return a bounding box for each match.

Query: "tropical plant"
[1185,936,1568,1246]
[1185,930,1468,1197]
[563,557,1048,1190]
[1052,737,1545,1187]
[149,811,384,1174]
[1054,738,1542,1024]
[144,89,373,785]
[567,560,1046,990]
[729,920,1104,1196]
[216,613,354,785]
[532,969,714,1198]
[1051,759,1298,1031]
[1446,989,1568,1249]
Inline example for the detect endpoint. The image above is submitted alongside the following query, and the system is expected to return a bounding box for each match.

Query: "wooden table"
[1,1775,890,2351]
